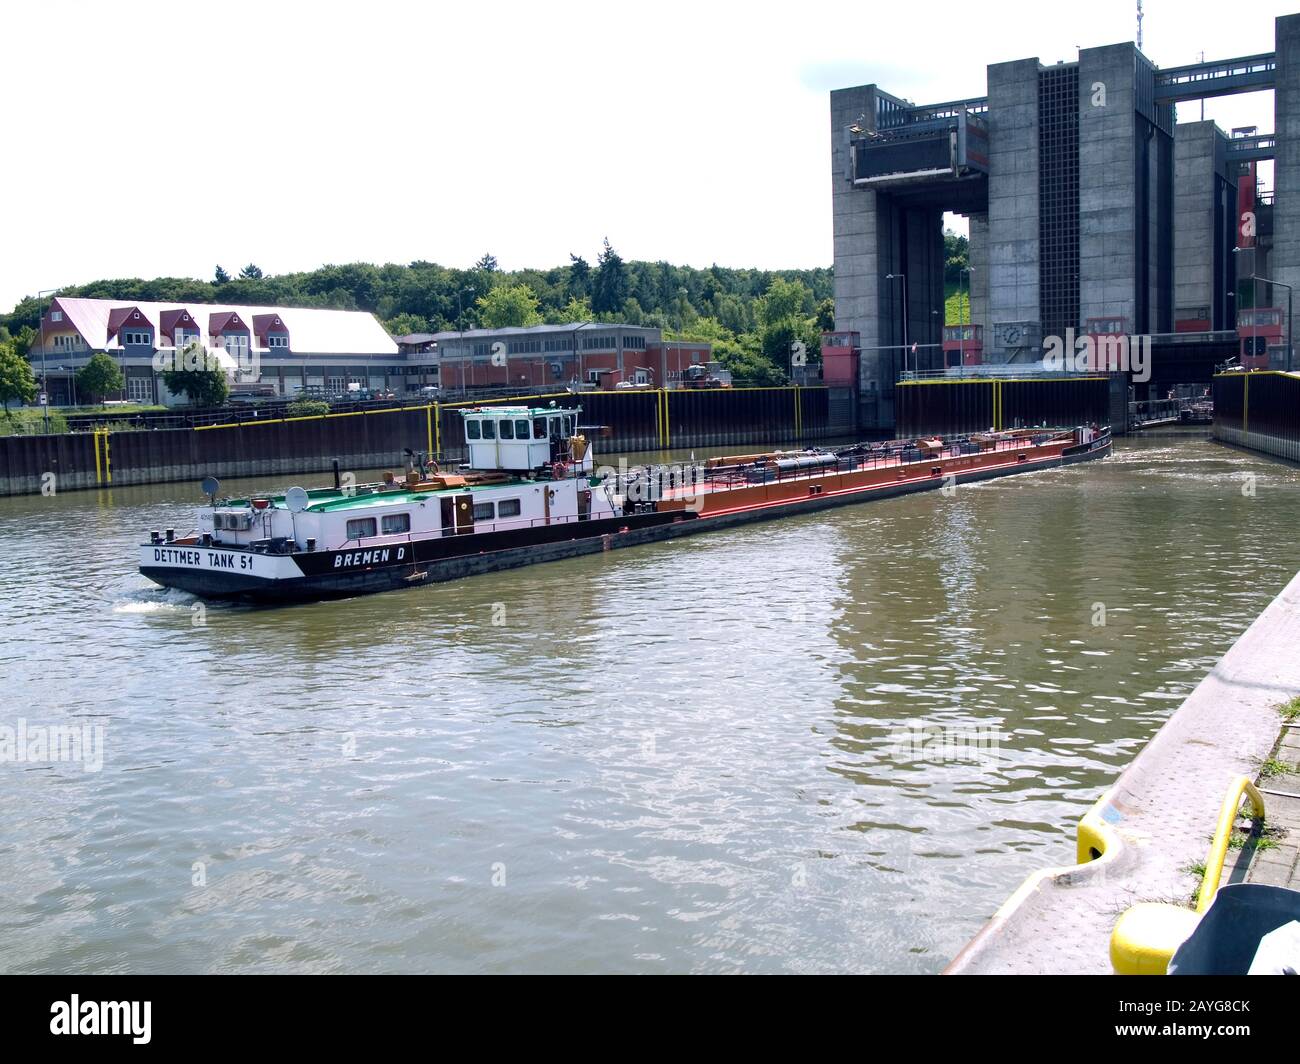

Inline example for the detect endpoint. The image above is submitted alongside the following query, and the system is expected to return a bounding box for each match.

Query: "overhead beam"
[1155,53,1276,103]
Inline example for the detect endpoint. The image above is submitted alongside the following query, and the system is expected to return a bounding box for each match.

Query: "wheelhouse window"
[481,420,496,440]
[499,419,515,440]
[533,417,547,437]
[346,517,377,540]
[381,512,411,534]
[472,502,495,521]
[514,419,530,438]
[497,499,521,518]
[466,420,481,440]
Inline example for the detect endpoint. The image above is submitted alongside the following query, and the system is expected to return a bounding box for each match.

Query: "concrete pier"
[947,566,1300,974]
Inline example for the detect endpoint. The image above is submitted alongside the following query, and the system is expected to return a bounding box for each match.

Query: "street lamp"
[35,287,65,432]
[960,266,975,374]
[1254,275,1294,372]
[885,273,908,376]
[1234,250,1293,371]
[456,284,476,394]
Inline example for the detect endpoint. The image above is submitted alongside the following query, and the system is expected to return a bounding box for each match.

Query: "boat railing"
[610,431,1068,497]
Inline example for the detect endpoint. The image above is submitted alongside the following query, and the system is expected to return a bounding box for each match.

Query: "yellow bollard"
[1109,903,1202,975]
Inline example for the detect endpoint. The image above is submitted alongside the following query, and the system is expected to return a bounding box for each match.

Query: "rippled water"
[1,432,1297,973]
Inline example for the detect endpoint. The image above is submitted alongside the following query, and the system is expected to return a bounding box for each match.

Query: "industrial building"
[36,297,405,405]
[399,324,713,391]
[830,14,1294,431]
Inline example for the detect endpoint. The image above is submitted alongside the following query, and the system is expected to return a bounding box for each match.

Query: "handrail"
[1106,776,1267,974]
[1197,775,1266,913]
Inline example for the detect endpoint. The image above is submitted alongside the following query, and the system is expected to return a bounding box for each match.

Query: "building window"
[622,335,646,350]
[346,517,377,540]
[472,502,495,522]
[587,369,600,383]
[498,499,521,518]
[127,377,152,403]
[268,335,289,348]
[51,310,63,322]
[123,331,151,346]
[381,512,411,534]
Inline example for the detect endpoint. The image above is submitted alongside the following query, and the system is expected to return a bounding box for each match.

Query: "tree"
[239,263,264,280]
[161,344,230,407]
[76,353,125,404]
[384,312,430,337]
[756,277,811,329]
[474,253,499,273]
[0,337,37,415]
[568,254,591,298]
[591,238,628,316]
[475,284,542,329]
[550,296,594,324]
[815,298,836,332]
[214,265,231,284]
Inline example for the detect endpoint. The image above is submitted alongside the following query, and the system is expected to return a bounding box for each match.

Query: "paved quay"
[947,569,1300,974]
[1240,722,1300,890]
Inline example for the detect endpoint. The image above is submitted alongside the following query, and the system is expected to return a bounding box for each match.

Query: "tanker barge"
[139,405,1111,604]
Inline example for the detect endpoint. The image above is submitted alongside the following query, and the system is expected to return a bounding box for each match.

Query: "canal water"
[2,432,1298,974]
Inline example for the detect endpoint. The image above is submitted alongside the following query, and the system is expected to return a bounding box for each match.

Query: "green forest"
[1,233,972,388]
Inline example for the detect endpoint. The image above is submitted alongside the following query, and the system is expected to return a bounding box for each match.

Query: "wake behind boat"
[139,405,1111,604]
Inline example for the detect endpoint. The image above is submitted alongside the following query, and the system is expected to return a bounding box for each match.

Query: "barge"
[139,405,1111,604]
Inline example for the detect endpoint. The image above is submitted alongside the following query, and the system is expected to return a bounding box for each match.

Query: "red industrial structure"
[820,330,860,386]
[1237,307,1283,370]
[942,324,983,367]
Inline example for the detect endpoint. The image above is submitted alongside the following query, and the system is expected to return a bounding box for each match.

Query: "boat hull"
[140,433,1111,604]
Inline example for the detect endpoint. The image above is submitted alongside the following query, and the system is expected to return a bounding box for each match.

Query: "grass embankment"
[0,404,165,436]
[944,281,970,327]
[0,409,68,435]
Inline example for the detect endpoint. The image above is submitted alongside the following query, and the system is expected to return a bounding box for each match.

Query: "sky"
[0,0,1286,312]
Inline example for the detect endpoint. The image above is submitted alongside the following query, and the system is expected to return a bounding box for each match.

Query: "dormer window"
[123,330,151,346]
[268,335,289,348]
[51,310,63,322]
